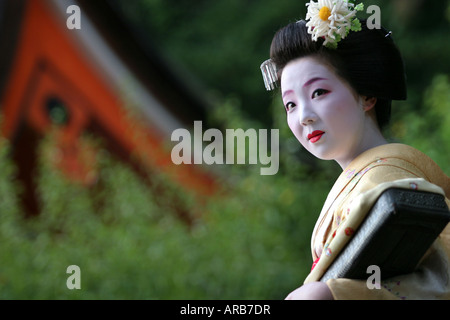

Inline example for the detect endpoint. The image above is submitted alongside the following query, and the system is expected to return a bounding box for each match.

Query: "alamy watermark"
[66,265,81,290]
[171,121,279,175]
[66,5,81,30]
[366,265,381,290]
[366,5,382,30]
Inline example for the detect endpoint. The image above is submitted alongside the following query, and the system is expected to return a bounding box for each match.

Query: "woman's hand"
[285,282,334,300]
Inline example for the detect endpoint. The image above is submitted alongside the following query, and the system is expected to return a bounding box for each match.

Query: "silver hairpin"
[260,59,278,91]
[385,31,392,38]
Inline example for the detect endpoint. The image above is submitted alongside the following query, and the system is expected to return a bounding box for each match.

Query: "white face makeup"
[280,57,386,169]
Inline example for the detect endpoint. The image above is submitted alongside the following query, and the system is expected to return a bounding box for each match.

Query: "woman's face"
[281,56,380,169]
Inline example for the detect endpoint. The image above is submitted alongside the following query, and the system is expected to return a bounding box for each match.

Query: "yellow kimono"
[304,143,450,299]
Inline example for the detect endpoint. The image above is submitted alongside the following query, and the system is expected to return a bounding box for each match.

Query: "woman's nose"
[299,103,317,126]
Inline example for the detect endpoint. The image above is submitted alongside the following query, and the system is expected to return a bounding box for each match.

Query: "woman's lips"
[308,130,325,143]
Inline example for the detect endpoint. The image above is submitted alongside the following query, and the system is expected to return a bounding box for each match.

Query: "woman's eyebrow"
[282,77,327,99]
[303,77,327,88]
[282,89,294,99]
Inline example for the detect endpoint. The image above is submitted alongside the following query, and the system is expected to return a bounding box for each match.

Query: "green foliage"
[391,74,450,175]
[110,0,307,124]
[0,114,327,299]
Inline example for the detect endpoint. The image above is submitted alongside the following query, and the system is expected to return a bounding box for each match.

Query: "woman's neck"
[336,115,387,170]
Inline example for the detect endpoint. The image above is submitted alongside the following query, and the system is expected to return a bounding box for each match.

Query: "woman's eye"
[285,102,296,112]
[312,89,329,99]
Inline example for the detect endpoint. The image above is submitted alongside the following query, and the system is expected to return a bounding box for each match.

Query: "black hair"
[270,19,407,129]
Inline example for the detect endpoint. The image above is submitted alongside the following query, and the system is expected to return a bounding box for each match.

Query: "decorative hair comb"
[260,59,278,91]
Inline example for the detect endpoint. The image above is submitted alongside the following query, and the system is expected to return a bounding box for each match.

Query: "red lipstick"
[308,130,325,143]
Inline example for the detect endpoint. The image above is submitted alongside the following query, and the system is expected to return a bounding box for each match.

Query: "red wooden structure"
[0,0,218,220]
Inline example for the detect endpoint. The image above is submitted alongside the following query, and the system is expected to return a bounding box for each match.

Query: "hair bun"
[336,19,407,101]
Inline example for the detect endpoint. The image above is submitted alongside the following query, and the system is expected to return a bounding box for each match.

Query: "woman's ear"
[361,96,377,112]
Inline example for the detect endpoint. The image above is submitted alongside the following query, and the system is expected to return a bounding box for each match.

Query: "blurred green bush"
[0,109,327,300]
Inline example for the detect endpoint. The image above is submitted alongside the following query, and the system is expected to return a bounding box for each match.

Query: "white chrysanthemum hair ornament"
[305,0,364,49]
